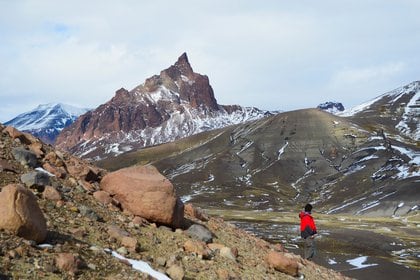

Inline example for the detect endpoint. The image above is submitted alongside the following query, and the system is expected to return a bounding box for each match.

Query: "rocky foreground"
[0,123,349,279]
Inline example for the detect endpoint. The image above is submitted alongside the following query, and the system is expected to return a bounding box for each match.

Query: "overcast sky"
[1,0,419,122]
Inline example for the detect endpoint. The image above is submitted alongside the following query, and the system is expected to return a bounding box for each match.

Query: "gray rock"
[21,171,50,191]
[12,147,38,168]
[186,224,213,243]
[79,205,100,221]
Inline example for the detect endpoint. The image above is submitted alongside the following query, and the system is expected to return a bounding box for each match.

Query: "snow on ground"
[338,95,383,117]
[391,145,420,179]
[346,256,378,270]
[395,83,419,140]
[328,258,337,265]
[107,250,170,280]
[277,142,289,160]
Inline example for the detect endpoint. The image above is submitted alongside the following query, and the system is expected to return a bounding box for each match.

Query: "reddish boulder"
[3,126,38,145]
[29,142,44,158]
[42,162,66,179]
[183,240,211,259]
[0,184,47,243]
[93,190,112,205]
[55,253,84,275]
[43,186,62,201]
[184,203,209,221]
[100,165,184,228]
[266,251,299,277]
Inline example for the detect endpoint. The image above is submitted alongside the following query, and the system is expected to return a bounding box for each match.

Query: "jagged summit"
[173,52,194,76]
[55,54,269,160]
[317,101,345,114]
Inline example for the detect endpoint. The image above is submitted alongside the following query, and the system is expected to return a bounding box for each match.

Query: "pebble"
[116,247,128,256]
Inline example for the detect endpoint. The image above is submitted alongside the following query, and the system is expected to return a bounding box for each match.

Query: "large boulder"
[100,165,184,228]
[3,126,38,145]
[0,184,47,243]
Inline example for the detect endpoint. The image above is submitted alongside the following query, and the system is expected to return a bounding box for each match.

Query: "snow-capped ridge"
[55,53,272,160]
[5,103,90,144]
[339,81,420,117]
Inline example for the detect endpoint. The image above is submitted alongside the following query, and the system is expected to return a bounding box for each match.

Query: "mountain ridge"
[55,53,270,160]
[97,81,420,217]
[4,103,89,144]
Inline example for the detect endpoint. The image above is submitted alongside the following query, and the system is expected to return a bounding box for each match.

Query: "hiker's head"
[304,203,313,213]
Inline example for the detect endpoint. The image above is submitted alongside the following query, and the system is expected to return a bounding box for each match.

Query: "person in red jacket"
[299,203,317,260]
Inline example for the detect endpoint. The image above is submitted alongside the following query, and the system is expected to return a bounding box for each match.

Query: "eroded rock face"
[0,184,47,243]
[100,165,184,228]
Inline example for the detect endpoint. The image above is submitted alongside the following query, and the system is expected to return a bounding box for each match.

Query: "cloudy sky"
[1,0,419,122]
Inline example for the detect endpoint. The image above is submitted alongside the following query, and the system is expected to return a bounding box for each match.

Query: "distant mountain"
[4,103,89,144]
[339,80,419,141]
[98,82,419,217]
[55,53,270,160]
[317,101,344,114]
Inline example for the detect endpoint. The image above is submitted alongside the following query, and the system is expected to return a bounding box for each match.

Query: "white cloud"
[0,0,420,121]
[329,62,406,88]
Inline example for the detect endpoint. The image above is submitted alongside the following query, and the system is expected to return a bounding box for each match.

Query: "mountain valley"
[2,52,419,279]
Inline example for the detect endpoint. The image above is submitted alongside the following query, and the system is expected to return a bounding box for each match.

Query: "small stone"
[220,247,236,261]
[79,205,100,221]
[88,263,97,270]
[55,253,84,275]
[266,251,299,277]
[121,236,138,252]
[166,264,184,280]
[186,224,213,243]
[156,257,166,267]
[8,249,20,259]
[183,240,211,259]
[116,247,128,256]
[132,216,149,227]
[217,269,230,280]
[43,186,62,201]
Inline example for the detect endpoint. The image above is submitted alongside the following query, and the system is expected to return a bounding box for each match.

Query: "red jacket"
[299,211,317,239]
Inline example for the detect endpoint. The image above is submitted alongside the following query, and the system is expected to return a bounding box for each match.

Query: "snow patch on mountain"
[395,87,420,140]
[317,102,344,114]
[338,95,383,117]
[5,103,89,143]
[76,102,268,160]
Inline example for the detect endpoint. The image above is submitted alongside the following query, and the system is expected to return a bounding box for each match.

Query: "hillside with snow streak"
[340,81,419,141]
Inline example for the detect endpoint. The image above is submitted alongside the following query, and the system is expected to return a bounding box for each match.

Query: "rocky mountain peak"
[56,54,268,160]
[174,52,194,76]
[317,101,345,114]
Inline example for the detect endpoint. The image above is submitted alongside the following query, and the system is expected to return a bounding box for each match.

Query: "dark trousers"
[303,237,316,260]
